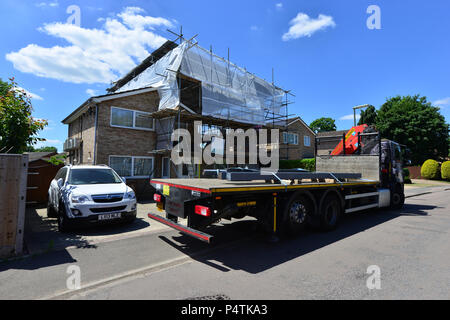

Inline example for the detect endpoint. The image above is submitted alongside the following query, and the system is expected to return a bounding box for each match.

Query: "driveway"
[23,201,183,255]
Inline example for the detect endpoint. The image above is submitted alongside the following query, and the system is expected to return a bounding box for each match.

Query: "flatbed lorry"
[148,131,405,243]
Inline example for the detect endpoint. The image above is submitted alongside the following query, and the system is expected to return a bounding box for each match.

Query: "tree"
[358,105,377,126]
[376,95,449,165]
[36,146,58,153]
[47,154,67,166]
[310,117,337,133]
[0,78,47,154]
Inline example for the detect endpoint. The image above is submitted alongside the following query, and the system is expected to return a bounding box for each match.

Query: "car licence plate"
[98,213,122,221]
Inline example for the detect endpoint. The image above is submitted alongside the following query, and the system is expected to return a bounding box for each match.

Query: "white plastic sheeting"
[115,41,286,125]
[117,42,188,110]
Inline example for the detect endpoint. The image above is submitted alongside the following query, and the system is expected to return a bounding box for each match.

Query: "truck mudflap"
[147,212,214,244]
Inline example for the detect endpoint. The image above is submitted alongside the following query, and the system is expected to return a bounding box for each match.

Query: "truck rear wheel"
[319,194,341,231]
[166,213,178,223]
[282,194,313,236]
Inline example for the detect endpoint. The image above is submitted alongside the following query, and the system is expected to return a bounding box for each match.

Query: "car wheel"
[123,214,137,224]
[57,204,71,233]
[47,201,57,218]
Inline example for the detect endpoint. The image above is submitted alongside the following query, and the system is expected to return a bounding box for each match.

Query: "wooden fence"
[0,154,28,259]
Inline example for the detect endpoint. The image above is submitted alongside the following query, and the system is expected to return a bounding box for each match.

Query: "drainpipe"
[93,103,98,165]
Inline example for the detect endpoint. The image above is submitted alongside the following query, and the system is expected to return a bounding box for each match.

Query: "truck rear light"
[154,193,162,202]
[195,205,211,217]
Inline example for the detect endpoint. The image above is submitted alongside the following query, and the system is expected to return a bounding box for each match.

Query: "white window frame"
[283,132,299,145]
[304,135,311,147]
[162,157,170,178]
[109,155,154,178]
[110,106,155,131]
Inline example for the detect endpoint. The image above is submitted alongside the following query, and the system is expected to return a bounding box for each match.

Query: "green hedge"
[280,158,315,171]
[420,159,441,180]
[441,161,450,180]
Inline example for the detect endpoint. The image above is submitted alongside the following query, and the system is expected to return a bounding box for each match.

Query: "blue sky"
[1,0,449,151]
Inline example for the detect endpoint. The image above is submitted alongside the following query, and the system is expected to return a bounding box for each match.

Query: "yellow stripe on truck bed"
[211,181,377,193]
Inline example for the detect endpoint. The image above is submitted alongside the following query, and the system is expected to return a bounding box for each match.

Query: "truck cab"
[380,139,405,208]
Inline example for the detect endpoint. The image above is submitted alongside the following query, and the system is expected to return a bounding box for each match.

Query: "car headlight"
[125,191,136,200]
[71,194,89,203]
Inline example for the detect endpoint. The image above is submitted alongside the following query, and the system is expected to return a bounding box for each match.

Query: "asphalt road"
[1,186,449,300]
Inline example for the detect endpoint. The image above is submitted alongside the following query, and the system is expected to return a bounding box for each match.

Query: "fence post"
[15,154,28,256]
[0,154,28,258]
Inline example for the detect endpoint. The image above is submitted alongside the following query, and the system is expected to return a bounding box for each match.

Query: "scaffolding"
[113,35,292,127]
[112,33,295,175]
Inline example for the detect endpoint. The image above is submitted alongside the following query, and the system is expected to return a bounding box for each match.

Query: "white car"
[47,165,137,232]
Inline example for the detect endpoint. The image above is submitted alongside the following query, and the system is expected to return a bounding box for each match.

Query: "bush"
[280,158,315,171]
[441,161,450,180]
[46,154,66,166]
[403,168,412,184]
[300,158,316,172]
[420,159,441,180]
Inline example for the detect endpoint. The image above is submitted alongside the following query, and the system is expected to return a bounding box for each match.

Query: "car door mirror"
[57,178,64,189]
[121,177,127,184]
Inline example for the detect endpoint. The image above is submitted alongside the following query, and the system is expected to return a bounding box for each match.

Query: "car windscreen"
[67,169,122,185]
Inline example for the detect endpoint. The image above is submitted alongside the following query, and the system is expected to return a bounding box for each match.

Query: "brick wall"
[95,91,160,165]
[68,107,96,164]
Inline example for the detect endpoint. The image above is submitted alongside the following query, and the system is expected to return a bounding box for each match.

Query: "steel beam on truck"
[225,171,362,182]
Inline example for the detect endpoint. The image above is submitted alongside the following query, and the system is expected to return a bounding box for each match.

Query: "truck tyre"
[57,203,71,233]
[166,213,178,223]
[282,194,313,236]
[47,200,57,218]
[390,185,404,210]
[319,194,341,231]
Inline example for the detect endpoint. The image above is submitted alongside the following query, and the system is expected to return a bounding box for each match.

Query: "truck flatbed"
[151,178,378,194]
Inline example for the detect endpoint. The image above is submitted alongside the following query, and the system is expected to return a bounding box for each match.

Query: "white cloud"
[6,7,173,84]
[118,7,174,30]
[434,97,450,108]
[282,12,336,41]
[86,89,98,96]
[14,86,44,100]
[45,139,61,144]
[339,114,361,121]
[275,3,283,10]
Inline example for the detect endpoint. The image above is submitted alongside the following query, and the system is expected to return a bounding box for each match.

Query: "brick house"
[62,40,315,196]
[280,117,316,160]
